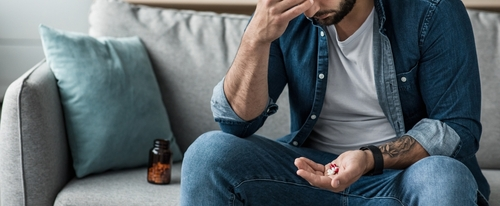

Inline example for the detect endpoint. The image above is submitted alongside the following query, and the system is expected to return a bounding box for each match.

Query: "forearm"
[224,36,271,121]
[364,119,465,172]
[224,0,314,121]
[378,135,429,170]
[360,136,429,175]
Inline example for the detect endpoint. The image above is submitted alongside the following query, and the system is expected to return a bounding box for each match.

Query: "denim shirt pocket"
[396,63,425,126]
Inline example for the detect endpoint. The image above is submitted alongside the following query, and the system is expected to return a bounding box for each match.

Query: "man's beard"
[313,0,357,26]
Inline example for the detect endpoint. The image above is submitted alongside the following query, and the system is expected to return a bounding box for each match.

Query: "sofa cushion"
[54,163,182,205]
[467,9,500,169]
[39,25,182,178]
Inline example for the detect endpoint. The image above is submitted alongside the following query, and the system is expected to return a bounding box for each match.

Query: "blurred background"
[1,0,498,106]
[0,0,93,104]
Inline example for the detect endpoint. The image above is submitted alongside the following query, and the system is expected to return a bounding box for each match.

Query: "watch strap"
[360,145,384,176]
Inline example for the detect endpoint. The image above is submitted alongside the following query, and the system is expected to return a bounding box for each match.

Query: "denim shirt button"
[319,73,325,79]
[292,141,299,146]
[401,77,407,82]
[320,31,325,37]
[311,114,317,120]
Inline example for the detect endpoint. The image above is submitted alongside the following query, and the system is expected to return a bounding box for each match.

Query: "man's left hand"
[294,150,373,193]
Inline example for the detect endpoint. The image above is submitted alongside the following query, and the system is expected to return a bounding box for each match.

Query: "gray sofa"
[0,0,499,205]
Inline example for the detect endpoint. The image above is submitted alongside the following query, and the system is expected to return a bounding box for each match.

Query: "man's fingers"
[248,0,314,43]
[294,157,325,173]
[297,169,334,189]
[279,0,314,20]
[271,0,311,12]
[328,165,363,192]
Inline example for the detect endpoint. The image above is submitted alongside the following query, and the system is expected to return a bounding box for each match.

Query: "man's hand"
[295,136,430,192]
[294,150,373,193]
[245,0,314,45]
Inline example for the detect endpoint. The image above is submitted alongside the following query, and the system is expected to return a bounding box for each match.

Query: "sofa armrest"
[0,60,74,206]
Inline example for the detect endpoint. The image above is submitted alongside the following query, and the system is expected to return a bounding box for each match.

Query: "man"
[181,0,490,205]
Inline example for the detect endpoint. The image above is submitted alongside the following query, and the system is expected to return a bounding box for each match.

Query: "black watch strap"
[360,145,384,176]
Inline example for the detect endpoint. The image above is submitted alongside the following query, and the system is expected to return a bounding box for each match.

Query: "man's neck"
[335,0,374,41]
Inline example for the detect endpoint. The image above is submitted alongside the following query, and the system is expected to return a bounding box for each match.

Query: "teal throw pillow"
[39,25,182,178]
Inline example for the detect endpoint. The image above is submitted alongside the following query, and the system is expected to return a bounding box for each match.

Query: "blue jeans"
[180,131,478,205]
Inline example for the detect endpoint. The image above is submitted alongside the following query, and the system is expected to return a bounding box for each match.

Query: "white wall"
[0,0,93,102]
[0,0,93,204]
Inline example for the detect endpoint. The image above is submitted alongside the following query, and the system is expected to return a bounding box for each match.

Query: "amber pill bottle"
[147,139,172,184]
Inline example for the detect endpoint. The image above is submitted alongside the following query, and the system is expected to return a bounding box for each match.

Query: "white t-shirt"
[307,8,397,155]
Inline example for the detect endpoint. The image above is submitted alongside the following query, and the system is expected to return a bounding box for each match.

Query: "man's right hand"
[245,0,315,45]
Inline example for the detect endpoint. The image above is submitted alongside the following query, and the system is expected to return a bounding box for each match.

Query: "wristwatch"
[360,145,384,176]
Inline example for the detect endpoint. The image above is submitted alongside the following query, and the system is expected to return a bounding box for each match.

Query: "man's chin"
[316,17,337,26]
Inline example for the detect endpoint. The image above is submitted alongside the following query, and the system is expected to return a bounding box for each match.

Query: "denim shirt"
[211,0,489,200]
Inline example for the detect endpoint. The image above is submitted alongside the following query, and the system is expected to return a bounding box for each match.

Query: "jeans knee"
[182,131,237,187]
[405,156,474,185]
[184,131,262,171]
[181,131,246,202]
[184,131,234,166]
[400,156,477,204]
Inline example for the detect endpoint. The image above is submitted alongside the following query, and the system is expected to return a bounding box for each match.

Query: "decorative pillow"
[39,24,182,178]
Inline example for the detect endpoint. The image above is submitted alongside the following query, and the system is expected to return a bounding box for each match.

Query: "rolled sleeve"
[210,78,279,137]
[210,78,245,122]
[405,118,460,157]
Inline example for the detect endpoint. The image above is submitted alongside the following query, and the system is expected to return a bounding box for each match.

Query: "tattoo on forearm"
[379,136,416,158]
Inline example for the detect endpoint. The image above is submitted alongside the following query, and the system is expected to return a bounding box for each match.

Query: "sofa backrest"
[88,0,291,153]
[468,9,500,169]
[89,0,500,169]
